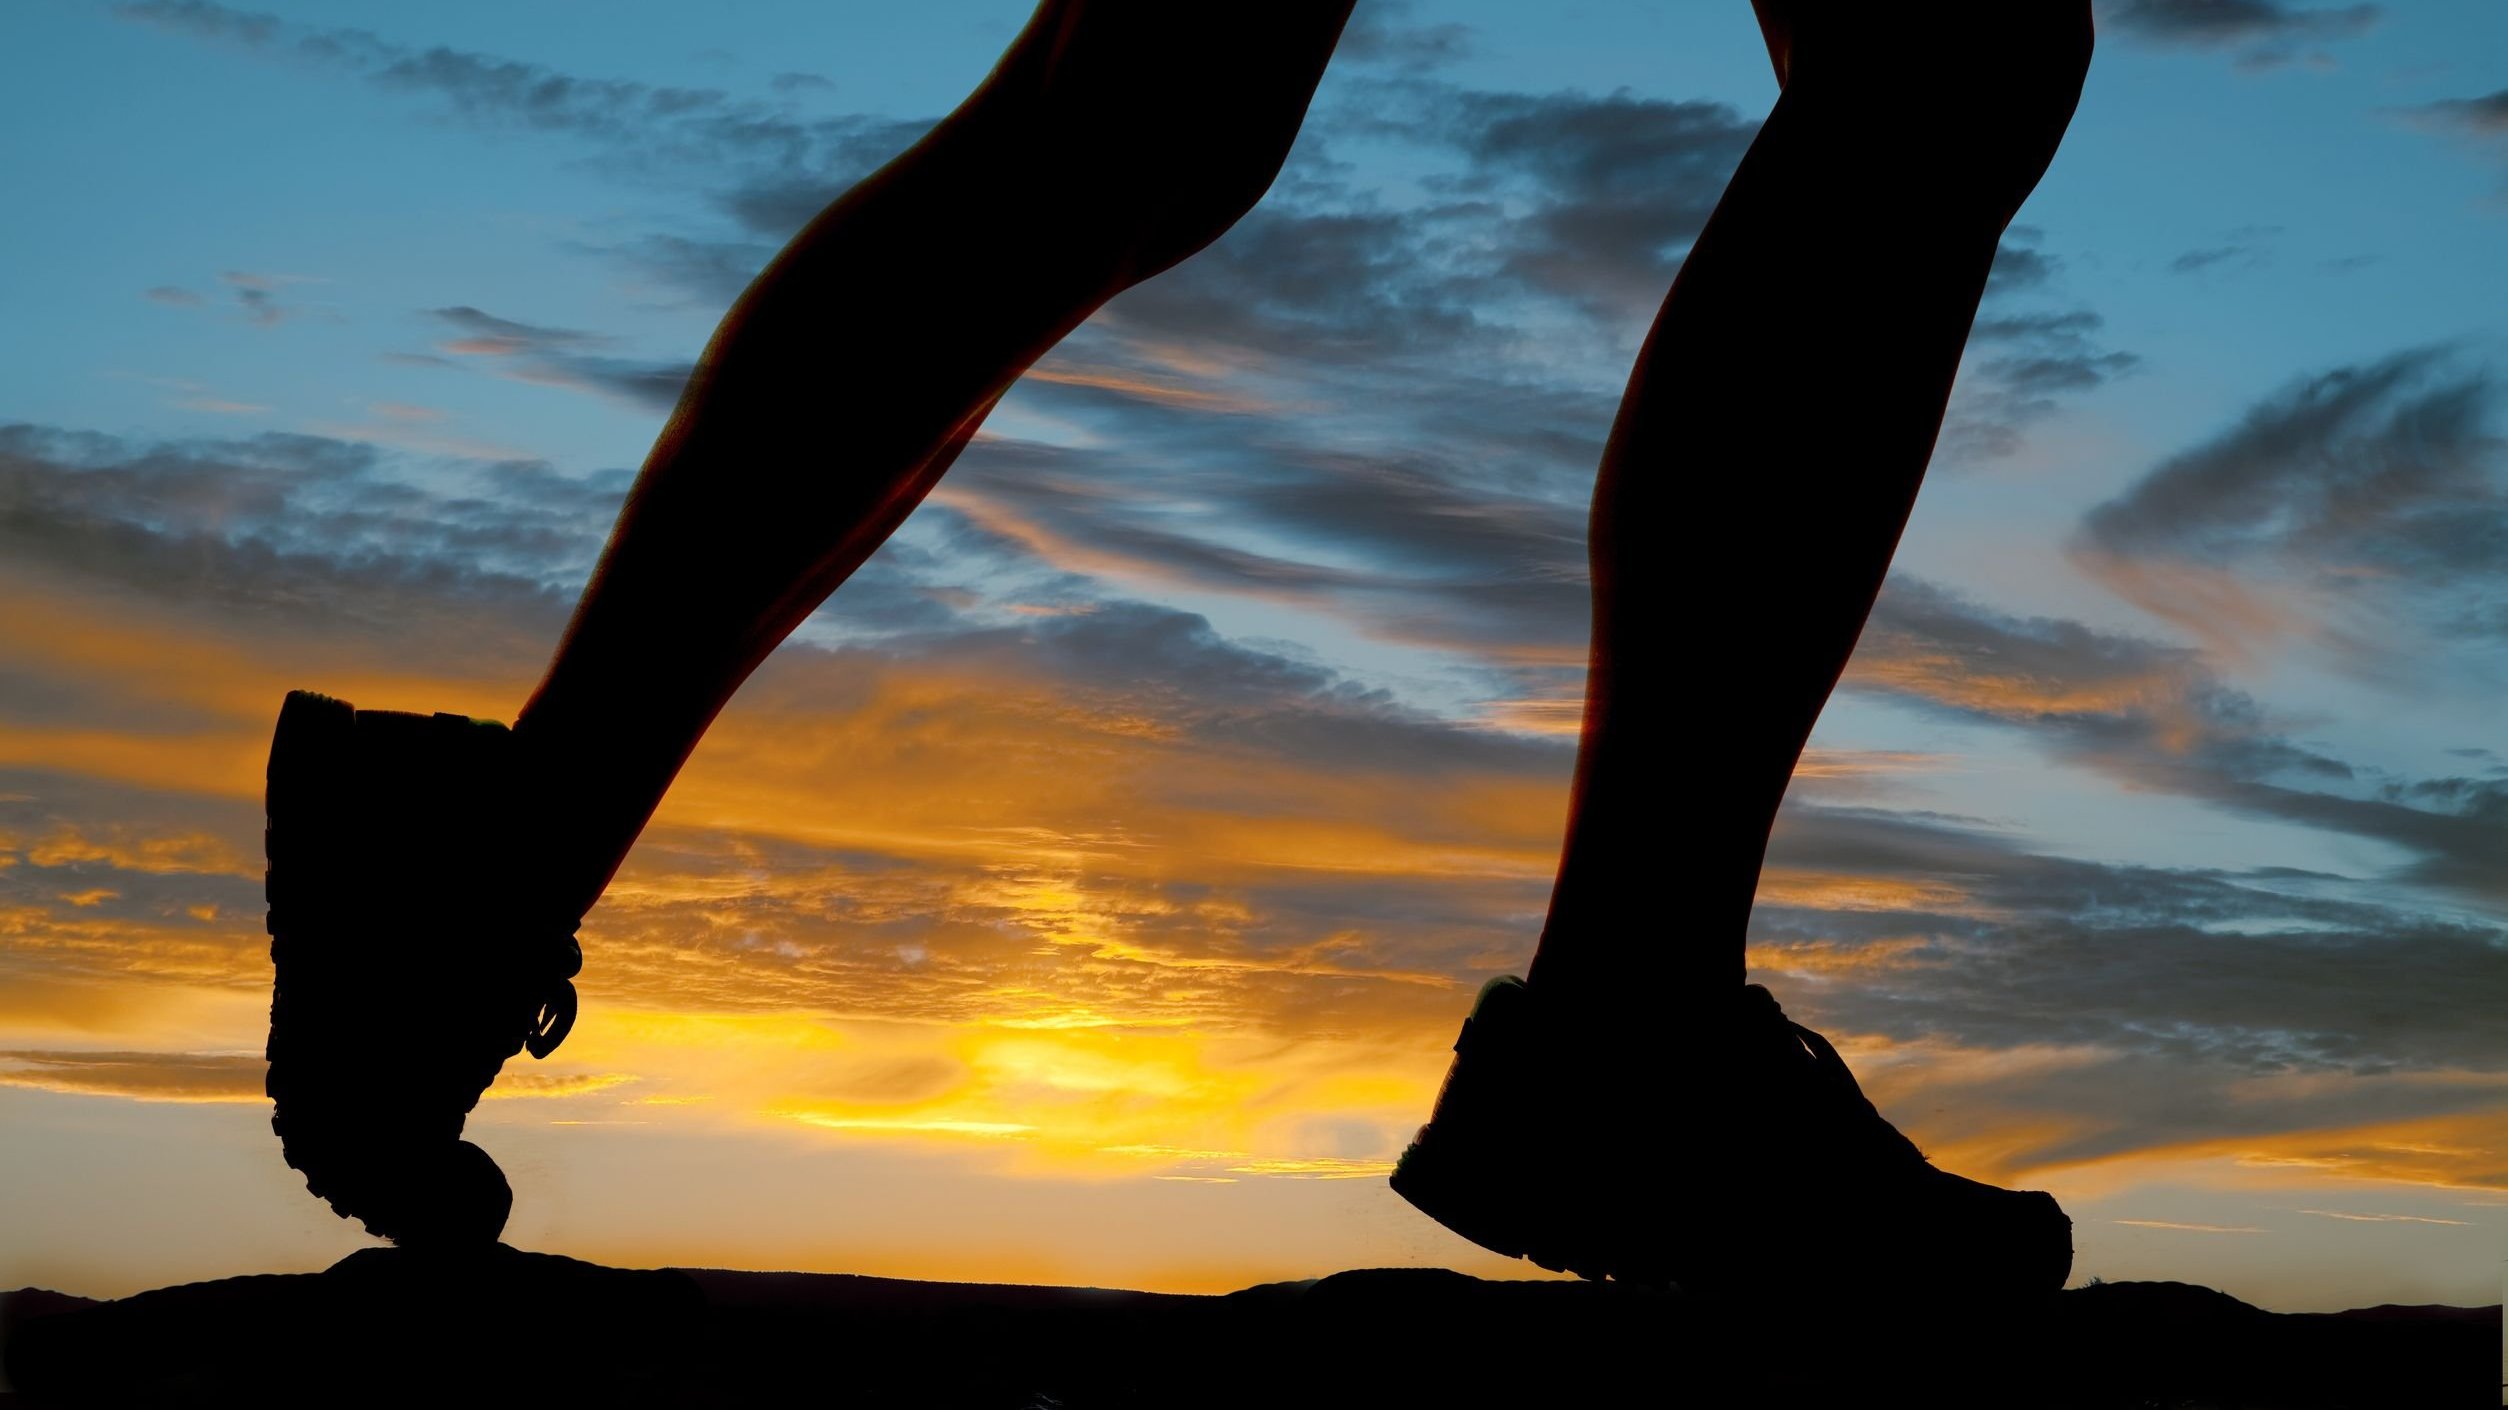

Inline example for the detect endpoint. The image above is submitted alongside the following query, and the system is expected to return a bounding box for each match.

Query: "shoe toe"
[1894,1172,2072,1296]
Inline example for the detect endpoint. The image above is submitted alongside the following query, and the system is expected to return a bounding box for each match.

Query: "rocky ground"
[2,1247,2493,1407]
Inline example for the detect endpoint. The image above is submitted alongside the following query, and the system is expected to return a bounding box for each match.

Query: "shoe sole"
[1392,1130,1617,1283]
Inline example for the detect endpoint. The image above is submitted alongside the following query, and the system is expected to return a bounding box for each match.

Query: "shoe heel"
[268,690,353,797]
[1391,974,1553,1263]
[1455,975,1532,1056]
[266,690,354,927]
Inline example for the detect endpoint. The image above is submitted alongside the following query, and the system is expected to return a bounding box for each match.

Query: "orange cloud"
[1845,646,2194,726]
[1752,870,1980,916]
[18,827,253,878]
[2069,547,2316,666]
[1022,361,1276,416]
[0,1050,265,1103]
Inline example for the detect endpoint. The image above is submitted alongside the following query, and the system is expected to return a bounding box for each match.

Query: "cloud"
[2105,0,2380,67]
[2296,1208,2471,1224]
[118,0,939,257]
[2071,346,2507,666]
[1091,203,1494,370]
[1846,573,2508,909]
[216,270,321,327]
[1336,1,1474,71]
[605,232,777,306]
[0,421,593,666]
[0,1050,265,1102]
[1988,234,2062,294]
[1757,800,2508,1076]
[428,304,600,357]
[2170,228,2278,275]
[113,0,278,46]
[2408,89,2508,136]
[2172,246,2245,273]
[0,1049,633,1104]
[1379,81,1759,318]
[939,429,1589,669]
[2398,90,2508,180]
[1690,779,2508,1190]
[504,355,694,414]
[1946,307,2142,459]
[420,306,694,413]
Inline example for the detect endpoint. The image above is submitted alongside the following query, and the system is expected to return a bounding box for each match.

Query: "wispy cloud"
[218,269,320,327]
[2104,0,2380,68]
[423,305,692,413]
[0,1049,635,1104]
[2296,1208,2472,1225]
[2072,346,2507,671]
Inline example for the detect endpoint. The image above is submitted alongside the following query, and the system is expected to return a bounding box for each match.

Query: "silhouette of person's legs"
[1392,2,2095,1293]
[263,0,1358,1245]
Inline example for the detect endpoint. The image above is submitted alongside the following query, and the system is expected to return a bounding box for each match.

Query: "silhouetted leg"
[1392,3,2094,1292]
[1527,4,2092,1027]
[263,0,1354,1247]
[507,0,1356,919]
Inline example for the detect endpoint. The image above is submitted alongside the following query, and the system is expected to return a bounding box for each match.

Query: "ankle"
[505,715,643,920]
[1771,4,2091,195]
[1522,968,1734,1049]
[1774,2,2093,92]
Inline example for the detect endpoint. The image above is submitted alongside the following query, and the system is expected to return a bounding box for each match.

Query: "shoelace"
[1747,985,1927,1165]
[522,932,584,1060]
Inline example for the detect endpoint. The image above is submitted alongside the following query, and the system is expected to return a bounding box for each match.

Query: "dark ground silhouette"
[3,1251,2492,1408]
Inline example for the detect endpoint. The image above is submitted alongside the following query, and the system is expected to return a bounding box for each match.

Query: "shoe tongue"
[1737,984,1802,1040]
[1732,984,1819,1071]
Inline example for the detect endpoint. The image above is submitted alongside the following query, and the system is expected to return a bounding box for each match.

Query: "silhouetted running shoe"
[264,690,584,1245]
[1390,977,2071,1297]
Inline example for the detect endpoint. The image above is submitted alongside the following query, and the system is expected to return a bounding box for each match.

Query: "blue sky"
[2,0,2505,1311]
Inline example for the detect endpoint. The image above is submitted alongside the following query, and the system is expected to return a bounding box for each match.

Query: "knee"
[985,3,1341,274]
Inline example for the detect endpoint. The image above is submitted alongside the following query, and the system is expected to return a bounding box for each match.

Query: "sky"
[2,0,2505,1313]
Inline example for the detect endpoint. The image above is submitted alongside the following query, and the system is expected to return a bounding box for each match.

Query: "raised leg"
[263,0,1355,1246]
[516,0,1358,918]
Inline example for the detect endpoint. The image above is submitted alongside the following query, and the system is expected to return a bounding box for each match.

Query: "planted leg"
[1394,1,2094,1293]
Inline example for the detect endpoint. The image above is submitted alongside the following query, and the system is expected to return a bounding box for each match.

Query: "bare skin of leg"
[513,0,1357,919]
[1524,3,2094,1028]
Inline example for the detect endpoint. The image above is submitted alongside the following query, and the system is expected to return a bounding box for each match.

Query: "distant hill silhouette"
[2,1250,2492,1407]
